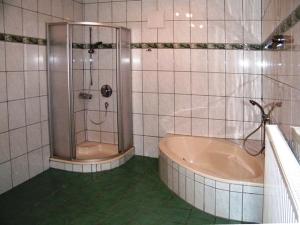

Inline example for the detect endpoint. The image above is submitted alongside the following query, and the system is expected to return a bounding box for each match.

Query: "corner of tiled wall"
[81,0,263,157]
[0,0,84,195]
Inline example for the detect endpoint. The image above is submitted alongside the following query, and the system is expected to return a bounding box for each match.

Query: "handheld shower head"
[249,100,265,115]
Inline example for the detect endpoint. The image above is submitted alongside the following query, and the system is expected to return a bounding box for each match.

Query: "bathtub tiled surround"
[159,152,264,223]
[50,147,135,173]
[0,0,84,194]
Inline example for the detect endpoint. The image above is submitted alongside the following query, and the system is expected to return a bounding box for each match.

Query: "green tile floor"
[0,156,242,225]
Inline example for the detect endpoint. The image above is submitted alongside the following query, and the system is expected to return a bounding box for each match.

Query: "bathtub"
[159,135,264,223]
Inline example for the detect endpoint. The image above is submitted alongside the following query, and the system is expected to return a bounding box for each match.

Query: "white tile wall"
[0,0,84,194]
[81,0,263,157]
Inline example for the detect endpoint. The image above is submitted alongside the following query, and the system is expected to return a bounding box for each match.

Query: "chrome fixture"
[101,85,113,98]
[243,100,282,156]
[264,35,294,50]
[79,92,92,99]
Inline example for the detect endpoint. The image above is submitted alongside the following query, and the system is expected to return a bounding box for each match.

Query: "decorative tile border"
[131,42,262,50]
[0,33,46,45]
[0,32,263,50]
[49,147,135,173]
[159,151,264,223]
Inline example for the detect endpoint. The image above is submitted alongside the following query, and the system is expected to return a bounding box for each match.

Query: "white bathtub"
[159,135,264,223]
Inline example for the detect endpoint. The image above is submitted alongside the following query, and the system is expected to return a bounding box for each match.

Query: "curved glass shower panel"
[47,22,132,161]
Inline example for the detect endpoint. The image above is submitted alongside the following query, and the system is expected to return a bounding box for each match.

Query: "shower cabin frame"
[47,22,132,161]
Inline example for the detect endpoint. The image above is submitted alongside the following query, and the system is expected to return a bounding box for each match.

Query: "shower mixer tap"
[244,100,282,156]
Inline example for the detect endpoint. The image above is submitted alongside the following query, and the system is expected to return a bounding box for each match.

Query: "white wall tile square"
[174,21,190,43]
[142,22,157,42]
[186,177,195,205]
[192,118,208,136]
[191,49,208,72]
[209,73,225,96]
[0,102,8,133]
[158,71,174,93]
[11,154,29,187]
[142,49,157,70]
[143,93,158,114]
[175,117,191,135]
[127,1,142,22]
[127,22,142,43]
[26,97,41,124]
[226,21,243,43]
[7,72,24,101]
[191,21,208,42]
[175,94,191,117]
[158,21,173,42]
[159,94,174,116]
[243,0,261,20]
[204,185,216,215]
[208,21,225,43]
[230,192,243,220]
[4,4,22,35]
[132,92,143,114]
[209,119,225,138]
[174,0,190,21]
[98,2,112,23]
[22,0,37,11]
[0,133,10,163]
[226,120,244,139]
[25,71,39,98]
[175,72,191,94]
[216,189,229,218]
[243,193,263,223]
[226,73,243,97]
[174,49,190,71]
[143,70,158,92]
[208,0,225,20]
[225,0,242,20]
[9,127,27,159]
[23,10,38,37]
[226,97,244,121]
[208,50,225,72]
[158,0,173,20]
[190,0,207,20]
[8,100,26,129]
[192,95,208,118]
[27,123,42,151]
[192,73,208,95]
[159,116,174,137]
[158,49,174,71]
[142,0,156,21]
[5,43,24,71]
[132,71,143,92]
[28,148,43,178]
[143,136,158,158]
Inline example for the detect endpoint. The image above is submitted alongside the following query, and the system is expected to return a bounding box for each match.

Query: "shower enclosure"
[47,22,132,161]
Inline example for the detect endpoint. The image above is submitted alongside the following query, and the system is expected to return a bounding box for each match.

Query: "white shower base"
[76,142,119,160]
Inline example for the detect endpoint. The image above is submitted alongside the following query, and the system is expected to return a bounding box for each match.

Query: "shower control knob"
[101,85,112,98]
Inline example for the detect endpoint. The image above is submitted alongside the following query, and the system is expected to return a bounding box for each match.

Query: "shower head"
[249,100,265,115]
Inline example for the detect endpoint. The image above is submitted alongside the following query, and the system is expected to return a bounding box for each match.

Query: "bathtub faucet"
[244,100,282,156]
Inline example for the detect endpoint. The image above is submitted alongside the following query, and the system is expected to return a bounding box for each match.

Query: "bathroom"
[0,0,300,224]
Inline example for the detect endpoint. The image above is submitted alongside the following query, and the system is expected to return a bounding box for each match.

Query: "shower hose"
[243,121,265,156]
